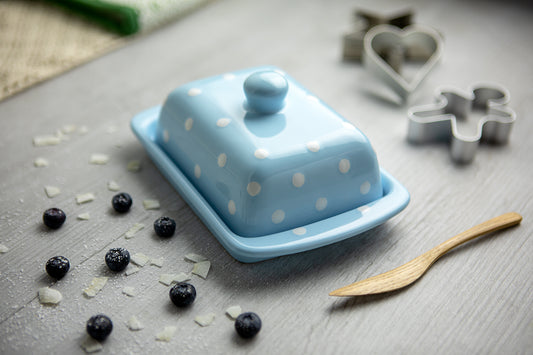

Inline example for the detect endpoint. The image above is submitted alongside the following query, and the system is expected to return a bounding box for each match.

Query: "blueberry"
[43,208,66,229]
[45,256,70,279]
[86,314,113,341]
[169,282,196,307]
[235,312,262,338]
[105,248,130,271]
[112,192,132,213]
[154,216,176,238]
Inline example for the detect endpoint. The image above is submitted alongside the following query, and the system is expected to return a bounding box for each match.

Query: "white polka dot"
[185,118,193,131]
[307,95,319,102]
[306,141,320,152]
[194,164,201,178]
[360,181,371,195]
[339,159,351,174]
[163,130,169,143]
[272,210,285,224]
[188,88,202,96]
[292,227,307,235]
[342,121,356,130]
[247,182,261,196]
[216,118,231,127]
[315,197,328,211]
[223,73,236,80]
[254,149,269,159]
[292,173,305,188]
[357,205,370,213]
[228,200,236,215]
[217,153,227,167]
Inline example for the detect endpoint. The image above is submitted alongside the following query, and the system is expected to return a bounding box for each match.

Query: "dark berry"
[45,256,70,279]
[86,314,113,341]
[112,192,132,213]
[169,282,196,307]
[235,312,262,338]
[105,248,130,271]
[43,208,66,229]
[154,217,176,237]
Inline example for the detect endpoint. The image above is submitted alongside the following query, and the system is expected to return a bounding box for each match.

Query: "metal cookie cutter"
[342,8,414,61]
[407,84,516,164]
[363,24,444,100]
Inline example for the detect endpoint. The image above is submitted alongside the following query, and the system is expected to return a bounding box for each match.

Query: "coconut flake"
[79,126,89,135]
[184,253,208,263]
[159,273,190,286]
[89,154,110,165]
[142,199,160,210]
[225,305,242,320]
[126,315,144,331]
[33,135,61,146]
[38,287,62,304]
[76,192,95,204]
[125,266,140,276]
[61,124,77,134]
[156,326,177,342]
[80,336,103,353]
[77,213,91,220]
[150,257,164,268]
[124,223,145,239]
[122,286,136,297]
[131,253,150,267]
[194,313,216,327]
[83,277,108,298]
[192,261,211,279]
[127,160,141,172]
[34,157,49,167]
[107,180,120,191]
[44,186,61,198]
[0,244,9,253]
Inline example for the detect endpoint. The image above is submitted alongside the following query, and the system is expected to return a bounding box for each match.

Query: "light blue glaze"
[155,66,385,238]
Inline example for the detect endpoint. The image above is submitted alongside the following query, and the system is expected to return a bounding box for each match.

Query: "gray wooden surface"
[1,0,532,354]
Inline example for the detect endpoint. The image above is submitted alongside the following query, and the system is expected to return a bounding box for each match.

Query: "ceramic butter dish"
[131,66,409,262]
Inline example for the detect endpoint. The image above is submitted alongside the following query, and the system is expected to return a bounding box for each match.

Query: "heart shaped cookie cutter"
[363,24,444,100]
[407,84,516,164]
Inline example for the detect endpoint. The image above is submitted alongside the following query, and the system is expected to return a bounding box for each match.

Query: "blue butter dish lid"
[131,66,409,262]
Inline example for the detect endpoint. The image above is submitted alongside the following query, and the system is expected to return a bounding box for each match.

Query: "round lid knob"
[243,71,288,114]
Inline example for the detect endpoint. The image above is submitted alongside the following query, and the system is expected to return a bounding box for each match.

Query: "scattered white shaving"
[131,253,150,267]
[0,244,9,253]
[89,154,110,165]
[34,157,49,167]
[156,326,177,342]
[225,305,242,320]
[127,160,142,172]
[80,336,103,353]
[194,313,216,327]
[125,266,140,276]
[61,124,77,134]
[38,287,62,304]
[79,126,89,135]
[107,180,120,191]
[124,223,145,239]
[184,253,208,263]
[159,273,190,286]
[142,199,160,210]
[76,192,95,204]
[77,213,91,220]
[150,257,164,268]
[83,277,108,298]
[192,261,211,279]
[33,135,61,146]
[122,286,137,297]
[126,315,144,331]
[44,186,61,198]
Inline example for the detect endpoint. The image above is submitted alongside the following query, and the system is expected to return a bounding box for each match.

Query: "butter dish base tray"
[131,106,410,262]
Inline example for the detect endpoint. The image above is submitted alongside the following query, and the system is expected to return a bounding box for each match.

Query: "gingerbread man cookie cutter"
[407,84,516,164]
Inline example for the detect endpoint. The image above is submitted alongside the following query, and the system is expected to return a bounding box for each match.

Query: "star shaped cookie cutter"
[407,84,516,164]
